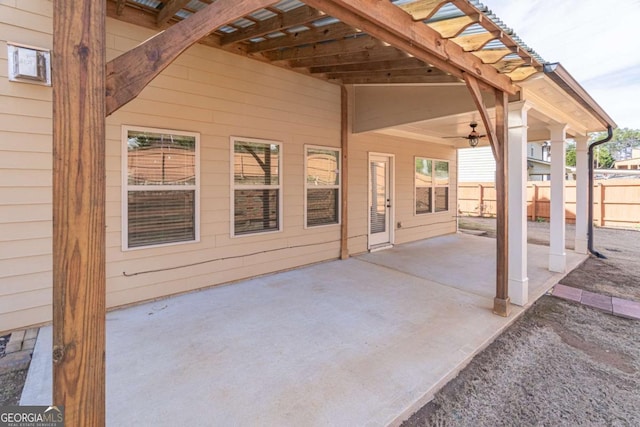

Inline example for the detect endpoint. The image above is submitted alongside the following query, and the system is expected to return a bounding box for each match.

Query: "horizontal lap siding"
[347,133,457,254]
[106,19,341,311]
[0,2,53,332]
[0,8,342,332]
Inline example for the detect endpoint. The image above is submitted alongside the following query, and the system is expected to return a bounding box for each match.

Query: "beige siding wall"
[1,4,457,332]
[347,132,457,254]
[0,0,54,332]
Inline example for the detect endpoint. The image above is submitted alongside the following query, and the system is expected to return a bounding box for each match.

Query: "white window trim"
[304,145,341,229]
[121,125,200,251]
[230,136,283,238]
[414,156,450,215]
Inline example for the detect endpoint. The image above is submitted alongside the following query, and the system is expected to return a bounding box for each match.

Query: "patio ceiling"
[107,0,544,88]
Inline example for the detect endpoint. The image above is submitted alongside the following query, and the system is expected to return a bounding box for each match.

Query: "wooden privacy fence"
[458,179,640,229]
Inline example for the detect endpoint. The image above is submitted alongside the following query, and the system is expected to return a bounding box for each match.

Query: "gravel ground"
[403,219,640,426]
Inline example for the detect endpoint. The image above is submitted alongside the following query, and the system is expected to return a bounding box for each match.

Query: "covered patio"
[22,233,585,425]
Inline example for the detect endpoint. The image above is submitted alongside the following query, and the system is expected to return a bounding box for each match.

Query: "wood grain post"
[53,1,106,425]
[493,89,510,316]
[340,86,349,260]
[478,183,484,216]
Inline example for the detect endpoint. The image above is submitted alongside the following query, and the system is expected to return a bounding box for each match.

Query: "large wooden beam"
[53,0,106,424]
[106,0,277,115]
[464,73,510,316]
[301,0,517,94]
[221,5,325,45]
[337,74,460,85]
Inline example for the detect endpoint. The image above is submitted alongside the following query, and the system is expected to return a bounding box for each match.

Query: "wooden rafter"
[450,32,498,52]
[338,74,460,84]
[221,5,325,45]
[507,66,538,82]
[472,48,513,64]
[327,67,443,80]
[310,57,426,74]
[450,0,543,67]
[428,14,478,38]
[289,47,409,68]
[247,22,360,53]
[398,0,448,22]
[106,0,278,115]
[301,0,517,94]
[157,0,190,26]
[263,35,386,62]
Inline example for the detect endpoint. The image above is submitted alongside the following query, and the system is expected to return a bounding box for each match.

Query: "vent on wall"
[7,42,51,86]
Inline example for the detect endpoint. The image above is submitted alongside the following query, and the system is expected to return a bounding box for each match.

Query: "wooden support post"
[340,86,349,260]
[531,184,537,221]
[53,1,106,424]
[493,88,510,316]
[478,183,484,216]
[464,73,510,316]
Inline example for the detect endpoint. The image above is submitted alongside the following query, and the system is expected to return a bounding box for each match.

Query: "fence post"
[597,183,605,227]
[531,184,537,221]
[478,183,484,217]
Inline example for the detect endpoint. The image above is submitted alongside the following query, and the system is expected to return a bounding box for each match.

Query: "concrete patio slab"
[21,233,586,426]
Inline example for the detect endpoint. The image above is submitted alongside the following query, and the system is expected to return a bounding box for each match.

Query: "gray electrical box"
[7,43,51,86]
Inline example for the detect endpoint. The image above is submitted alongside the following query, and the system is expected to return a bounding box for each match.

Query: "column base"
[549,252,566,273]
[574,238,588,255]
[508,278,529,306]
[493,297,511,317]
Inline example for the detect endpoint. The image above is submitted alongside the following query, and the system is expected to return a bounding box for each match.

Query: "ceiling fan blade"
[443,136,468,139]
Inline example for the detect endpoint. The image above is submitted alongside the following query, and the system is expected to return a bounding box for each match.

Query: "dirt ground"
[404,219,640,426]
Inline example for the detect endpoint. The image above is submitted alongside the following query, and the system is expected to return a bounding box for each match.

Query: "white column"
[508,102,530,306]
[549,125,568,272]
[574,136,589,254]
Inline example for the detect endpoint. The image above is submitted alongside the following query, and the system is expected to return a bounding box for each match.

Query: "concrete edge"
[388,306,528,427]
[388,251,589,426]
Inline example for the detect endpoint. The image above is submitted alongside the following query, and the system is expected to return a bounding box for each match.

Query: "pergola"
[53,0,559,424]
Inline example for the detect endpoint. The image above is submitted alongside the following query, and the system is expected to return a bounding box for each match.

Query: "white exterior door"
[369,154,393,248]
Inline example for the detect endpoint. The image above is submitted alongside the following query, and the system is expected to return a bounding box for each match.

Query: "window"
[305,146,341,227]
[123,126,199,249]
[415,158,449,215]
[232,137,282,236]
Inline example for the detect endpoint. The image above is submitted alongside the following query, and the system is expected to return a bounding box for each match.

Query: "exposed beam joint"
[106,0,278,115]
[221,5,325,45]
[116,0,126,16]
[157,0,190,26]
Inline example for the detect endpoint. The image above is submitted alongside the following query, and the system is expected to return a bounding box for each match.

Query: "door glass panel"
[370,161,386,234]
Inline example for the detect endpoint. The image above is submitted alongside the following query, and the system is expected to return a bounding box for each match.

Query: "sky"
[484,0,640,130]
